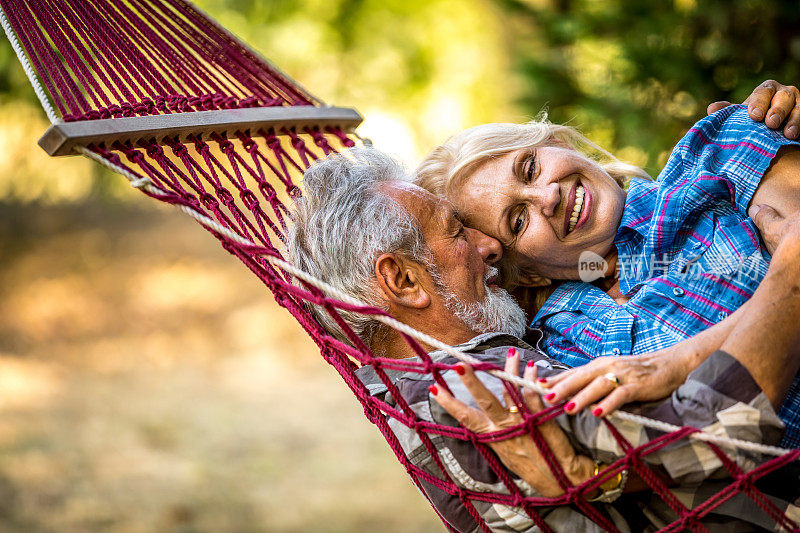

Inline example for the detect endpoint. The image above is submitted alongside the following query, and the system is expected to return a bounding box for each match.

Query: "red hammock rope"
[2,1,799,531]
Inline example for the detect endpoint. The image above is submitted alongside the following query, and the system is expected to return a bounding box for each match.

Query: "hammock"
[1,2,798,531]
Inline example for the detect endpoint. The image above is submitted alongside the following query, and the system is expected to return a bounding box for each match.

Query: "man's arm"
[709,80,800,219]
[708,79,800,139]
[720,212,800,406]
[749,145,800,227]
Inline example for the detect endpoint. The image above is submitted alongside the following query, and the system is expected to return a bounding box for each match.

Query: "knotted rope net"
[1,1,798,531]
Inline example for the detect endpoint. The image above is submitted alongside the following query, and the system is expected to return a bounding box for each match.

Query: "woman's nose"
[529,182,561,217]
[466,228,503,265]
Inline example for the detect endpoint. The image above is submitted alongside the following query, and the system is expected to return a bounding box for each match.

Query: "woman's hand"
[707,80,800,139]
[431,349,594,497]
[539,344,699,417]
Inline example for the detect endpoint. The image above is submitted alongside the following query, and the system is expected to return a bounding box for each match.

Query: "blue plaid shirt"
[532,105,800,448]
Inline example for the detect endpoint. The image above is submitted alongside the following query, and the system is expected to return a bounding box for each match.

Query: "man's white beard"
[432,265,527,338]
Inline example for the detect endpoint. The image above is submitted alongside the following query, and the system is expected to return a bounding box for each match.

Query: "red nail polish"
[537,377,547,383]
[527,360,535,368]
[507,347,516,358]
[593,407,603,417]
[454,364,466,376]
[545,392,556,401]
[565,401,575,411]
[429,385,438,395]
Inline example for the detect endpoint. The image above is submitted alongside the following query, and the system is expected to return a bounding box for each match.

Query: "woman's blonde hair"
[415,113,650,197]
[414,114,650,314]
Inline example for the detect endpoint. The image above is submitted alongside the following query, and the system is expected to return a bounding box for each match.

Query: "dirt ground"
[0,201,442,532]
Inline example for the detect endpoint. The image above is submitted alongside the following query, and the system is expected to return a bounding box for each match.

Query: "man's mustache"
[484,266,500,287]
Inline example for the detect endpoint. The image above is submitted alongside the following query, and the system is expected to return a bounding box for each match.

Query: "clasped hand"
[431,348,595,497]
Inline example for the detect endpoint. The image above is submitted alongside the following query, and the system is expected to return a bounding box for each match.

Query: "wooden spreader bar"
[39,105,363,156]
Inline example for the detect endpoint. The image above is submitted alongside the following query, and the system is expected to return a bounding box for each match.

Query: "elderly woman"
[414,81,800,448]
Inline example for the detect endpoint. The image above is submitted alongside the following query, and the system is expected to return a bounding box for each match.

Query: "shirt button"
[672,287,685,297]
[611,348,621,356]
[717,311,728,320]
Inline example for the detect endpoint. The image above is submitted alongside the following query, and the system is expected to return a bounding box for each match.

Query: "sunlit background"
[0,0,798,531]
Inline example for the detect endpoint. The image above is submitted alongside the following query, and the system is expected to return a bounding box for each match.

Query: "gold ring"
[604,372,621,388]
[508,405,519,414]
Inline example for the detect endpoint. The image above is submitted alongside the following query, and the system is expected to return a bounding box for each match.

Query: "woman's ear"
[375,253,431,309]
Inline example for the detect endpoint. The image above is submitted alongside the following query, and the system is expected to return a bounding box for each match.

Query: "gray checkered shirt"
[356,332,800,532]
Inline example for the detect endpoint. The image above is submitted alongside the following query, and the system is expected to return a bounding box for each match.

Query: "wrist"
[569,455,596,487]
[678,338,705,368]
[675,326,721,367]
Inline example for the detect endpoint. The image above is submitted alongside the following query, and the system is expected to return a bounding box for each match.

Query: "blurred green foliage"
[0,0,798,201]
[196,0,513,162]
[501,0,800,172]
[0,33,37,104]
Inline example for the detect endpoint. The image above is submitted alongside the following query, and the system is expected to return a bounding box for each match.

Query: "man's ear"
[516,269,552,288]
[375,253,431,309]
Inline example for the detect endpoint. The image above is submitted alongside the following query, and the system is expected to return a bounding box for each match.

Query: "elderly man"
[287,148,800,532]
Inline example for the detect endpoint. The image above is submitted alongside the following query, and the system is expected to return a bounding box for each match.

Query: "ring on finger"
[604,372,621,388]
[508,405,519,415]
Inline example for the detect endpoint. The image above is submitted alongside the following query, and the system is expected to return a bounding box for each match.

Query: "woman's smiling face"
[449,145,626,284]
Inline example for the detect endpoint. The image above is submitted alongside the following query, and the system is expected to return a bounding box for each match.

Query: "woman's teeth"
[568,184,585,233]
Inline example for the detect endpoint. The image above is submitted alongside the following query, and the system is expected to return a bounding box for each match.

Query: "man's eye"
[512,211,525,234]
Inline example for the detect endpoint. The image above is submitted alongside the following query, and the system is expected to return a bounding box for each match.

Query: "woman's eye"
[526,155,535,183]
[512,211,525,234]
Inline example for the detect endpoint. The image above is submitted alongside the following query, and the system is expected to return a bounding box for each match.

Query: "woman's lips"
[563,179,578,236]
[574,183,592,232]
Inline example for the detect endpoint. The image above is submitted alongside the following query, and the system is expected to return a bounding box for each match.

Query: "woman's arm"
[539,206,800,415]
[431,339,791,499]
[538,299,750,415]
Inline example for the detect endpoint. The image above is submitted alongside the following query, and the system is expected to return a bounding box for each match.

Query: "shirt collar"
[616,178,658,243]
[532,281,615,323]
[424,330,540,363]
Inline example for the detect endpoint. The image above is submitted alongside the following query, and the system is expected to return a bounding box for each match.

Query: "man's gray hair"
[287,148,429,348]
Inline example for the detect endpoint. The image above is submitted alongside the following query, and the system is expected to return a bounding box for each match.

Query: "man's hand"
[707,80,800,139]
[431,349,594,497]
[749,203,800,255]
[539,343,698,417]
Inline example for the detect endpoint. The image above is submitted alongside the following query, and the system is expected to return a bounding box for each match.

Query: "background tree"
[501,0,800,172]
